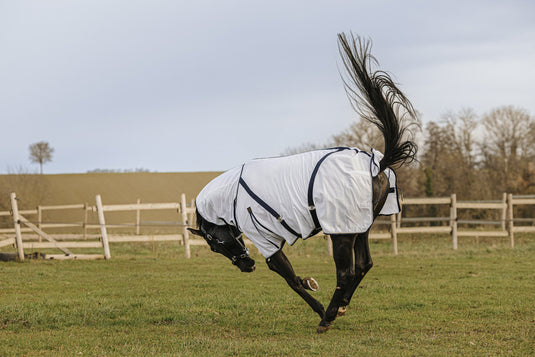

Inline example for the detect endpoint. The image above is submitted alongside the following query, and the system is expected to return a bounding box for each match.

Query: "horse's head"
[188,212,256,273]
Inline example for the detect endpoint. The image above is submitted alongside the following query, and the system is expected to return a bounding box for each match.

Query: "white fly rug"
[196,147,400,258]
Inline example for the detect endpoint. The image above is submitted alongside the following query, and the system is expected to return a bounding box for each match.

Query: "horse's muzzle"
[235,256,256,273]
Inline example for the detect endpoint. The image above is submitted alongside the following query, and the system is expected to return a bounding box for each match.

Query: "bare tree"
[442,108,479,167]
[421,121,458,196]
[420,108,486,199]
[480,106,535,194]
[282,117,384,156]
[331,117,384,150]
[29,141,54,174]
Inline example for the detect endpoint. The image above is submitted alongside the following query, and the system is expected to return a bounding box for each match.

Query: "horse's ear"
[187,228,203,237]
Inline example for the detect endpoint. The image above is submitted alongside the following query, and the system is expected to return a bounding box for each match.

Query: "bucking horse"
[188,32,418,333]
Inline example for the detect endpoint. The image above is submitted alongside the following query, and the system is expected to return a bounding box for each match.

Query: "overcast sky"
[1,0,534,174]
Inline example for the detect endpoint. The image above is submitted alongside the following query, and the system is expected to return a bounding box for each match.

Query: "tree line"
[286,105,535,200]
[419,106,534,200]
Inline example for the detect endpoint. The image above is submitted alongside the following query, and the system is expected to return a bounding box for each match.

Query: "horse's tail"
[337,32,418,172]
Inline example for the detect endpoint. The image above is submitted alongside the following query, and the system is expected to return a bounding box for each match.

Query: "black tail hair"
[338,32,418,172]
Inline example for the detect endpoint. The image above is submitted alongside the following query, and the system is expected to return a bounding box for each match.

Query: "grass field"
[1,235,534,356]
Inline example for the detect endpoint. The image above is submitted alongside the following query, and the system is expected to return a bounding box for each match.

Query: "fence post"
[83,203,88,240]
[10,193,25,261]
[189,199,195,228]
[181,193,191,259]
[507,193,514,248]
[501,192,507,231]
[451,193,457,250]
[391,214,398,255]
[95,195,111,259]
[37,205,42,242]
[136,198,141,235]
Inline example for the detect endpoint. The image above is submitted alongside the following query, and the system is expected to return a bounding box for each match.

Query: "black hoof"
[317,322,331,334]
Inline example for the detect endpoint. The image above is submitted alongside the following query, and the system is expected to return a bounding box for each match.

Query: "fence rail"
[382,193,535,252]
[0,193,196,261]
[1,192,534,260]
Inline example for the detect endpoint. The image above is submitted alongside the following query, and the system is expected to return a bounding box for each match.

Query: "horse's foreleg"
[318,234,356,333]
[266,250,325,319]
[338,231,373,315]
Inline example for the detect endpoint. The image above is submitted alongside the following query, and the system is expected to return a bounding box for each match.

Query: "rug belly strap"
[239,177,301,238]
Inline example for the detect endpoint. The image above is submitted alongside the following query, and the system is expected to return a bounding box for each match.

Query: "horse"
[188,33,418,333]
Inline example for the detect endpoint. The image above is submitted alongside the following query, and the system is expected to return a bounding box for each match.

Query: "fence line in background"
[6,193,108,261]
[1,192,534,260]
[383,193,535,253]
[94,193,196,259]
[1,192,197,261]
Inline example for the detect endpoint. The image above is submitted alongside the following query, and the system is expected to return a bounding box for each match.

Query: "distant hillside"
[2,172,221,208]
[46,172,221,206]
[0,172,222,229]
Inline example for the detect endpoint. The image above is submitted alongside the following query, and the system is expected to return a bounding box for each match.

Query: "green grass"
[1,236,534,356]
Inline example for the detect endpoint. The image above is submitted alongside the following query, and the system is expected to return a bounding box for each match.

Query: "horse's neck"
[372,172,390,217]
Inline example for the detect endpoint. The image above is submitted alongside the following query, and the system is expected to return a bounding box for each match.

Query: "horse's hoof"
[317,323,331,334]
[337,306,347,317]
[303,277,319,291]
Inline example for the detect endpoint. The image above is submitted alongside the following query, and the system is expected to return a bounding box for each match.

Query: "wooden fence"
[379,193,535,254]
[1,193,108,261]
[94,194,198,259]
[1,192,534,260]
[0,192,197,261]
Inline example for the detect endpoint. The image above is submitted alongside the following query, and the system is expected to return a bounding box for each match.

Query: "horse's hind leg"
[318,234,356,333]
[338,231,373,316]
[266,250,325,319]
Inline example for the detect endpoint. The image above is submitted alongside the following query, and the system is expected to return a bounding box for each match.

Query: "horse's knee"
[266,251,282,272]
[364,260,373,274]
[366,260,373,272]
[337,269,356,289]
[266,256,277,272]
[356,260,373,276]
[266,255,308,291]
[266,253,287,277]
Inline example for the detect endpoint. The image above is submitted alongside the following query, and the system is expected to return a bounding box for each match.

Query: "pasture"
[1,235,533,356]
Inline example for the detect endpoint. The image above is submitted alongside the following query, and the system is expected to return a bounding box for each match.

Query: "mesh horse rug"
[196,147,400,258]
